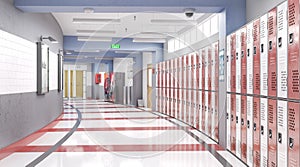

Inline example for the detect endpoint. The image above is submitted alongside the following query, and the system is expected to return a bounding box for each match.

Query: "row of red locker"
[156,88,219,141]
[156,41,219,91]
[226,94,299,167]
[226,0,300,100]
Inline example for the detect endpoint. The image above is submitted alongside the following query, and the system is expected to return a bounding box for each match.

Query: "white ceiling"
[52,12,204,39]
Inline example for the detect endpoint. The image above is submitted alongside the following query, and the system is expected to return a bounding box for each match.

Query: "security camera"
[184,8,195,18]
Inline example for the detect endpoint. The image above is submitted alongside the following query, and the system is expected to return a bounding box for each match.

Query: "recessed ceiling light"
[77,36,112,42]
[77,30,116,34]
[132,38,166,43]
[73,18,121,24]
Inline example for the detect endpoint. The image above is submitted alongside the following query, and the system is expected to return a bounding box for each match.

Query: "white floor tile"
[217,151,247,167]
[189,130,217,144]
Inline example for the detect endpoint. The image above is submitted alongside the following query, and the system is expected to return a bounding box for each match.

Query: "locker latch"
[231,115,233,121]
[278,37,282,47]
[253,123,256,131]
[278,133,282,144]
[247,120,250,128]
[289,138,294,149]
[261,126,264,135]
[226,113,229,119]
[289,33,294,44]
[236,116,238,124]
[241,118,244,125]
[269,129,272,139]
[269,41,272,50]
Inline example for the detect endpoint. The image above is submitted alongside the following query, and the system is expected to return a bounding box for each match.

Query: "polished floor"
[0,100,246,167]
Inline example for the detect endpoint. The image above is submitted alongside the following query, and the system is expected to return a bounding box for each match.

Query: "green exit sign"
[111,44,120,49]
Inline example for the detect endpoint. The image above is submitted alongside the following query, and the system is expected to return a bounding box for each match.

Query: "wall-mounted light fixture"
[40,36,59,43]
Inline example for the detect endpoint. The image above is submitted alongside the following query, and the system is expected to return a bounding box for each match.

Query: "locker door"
[227,36,231,92]
[236,94,242,157]
[288,102,300,167]
[186,55,189,89]
[227,94,231,150]
[202,49,206,91]
[277,2,288,98]
[268,8,277,97]
[231,94,236,154]
[215,42,219,92]
[214,91,219,141]
[211,91,216,140]
[205,47,209,91]
[190,53,194,90]
[253,19,261,96]
[183,89,186,122]
[231,34,237,93]
[260,97,268,167]
[208,47,212,91]
[189,89,193,125]
[182,56,185,89]
[208,91,212,137]
[268,99,277,167]
[260,14,269,96]
[194,90,199,128]
[247,22,254,95]
[241,95,247,162]
[236,30,242,94]
[241,27,247,95]
[288,0,300,100]
[253,97,260,167]
[156,88,159,112]
[247,96,254,166]
[202,90,205,131]
[277,100,288,167]
[198,90,202,130]
[204,91,209,134]
[211,44,216,91]
[195,53,199,90]
[199,50,202,90]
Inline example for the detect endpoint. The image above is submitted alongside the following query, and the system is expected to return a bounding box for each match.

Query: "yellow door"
[76,71,83,98]
[147,64,153,108]
[70,71,73,97]
[64,70,68,97]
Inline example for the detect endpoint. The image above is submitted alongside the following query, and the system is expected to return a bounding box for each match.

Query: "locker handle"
[236,116,238,124]
[247,120,250,128]
[253,123,256,131]
[289,138,294,149]
[241,118,244,125]
[269,41,272,50]
[269,129,272,139]
[289,33,294,44]
[231,115,234,121]
[226,113,229,119]
[261,126,264,135]
[278,133,282,143]
[278,37,282,47]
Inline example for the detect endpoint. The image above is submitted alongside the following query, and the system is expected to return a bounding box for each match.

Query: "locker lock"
[289,33,294,44]
[236,116,238,124]
[253,123,257,131]
[278,133,282,144]
[241,118,244,125]
[289,138,294,149]
[278,37,282,47]
[261,126,264,135]
[226,113,229,119]
[269,41,272,50]
[269,129,272,139]
[231,115,234,121]
[247,120,250,128]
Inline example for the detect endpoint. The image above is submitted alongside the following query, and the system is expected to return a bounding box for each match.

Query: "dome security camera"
[184,8,196,18]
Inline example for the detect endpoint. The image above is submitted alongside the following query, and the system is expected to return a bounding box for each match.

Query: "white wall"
[142,52,152,107]
[246,0,286,21]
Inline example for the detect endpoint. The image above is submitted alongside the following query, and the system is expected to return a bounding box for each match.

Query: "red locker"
[268,8,277,97]
[202,91,206,131]
[231,34,237,93]
[241,95,247,162]
[211,91,216,140]
[214,91,219,141]
[156,64,159,88]
[198,90,202,130]
[208,47,212,91]
[215,42,219,91]
[253,19,261,96]
[230,94,236,154]
[202,49,206,91]
[236,94,242,157]
[169,87,172,116]
[188,89,193,125]
[191,53,194,90]
[288,102,300,167]
[253,97,260,167]
[241,27,247,94]
[156,88,159,112]
[288,0,300,100]
[196,53,199,90]
[236,30,242,94]
[182,56,185,89]
[268,99,277,167]
[181,88,185,122]
[199,50,202,90]
[211,45,215,91]
[186,89,190,124]
[186,55,189,89]
[277,2,288,99]
[208,91,212,137]
[260,97,268,167]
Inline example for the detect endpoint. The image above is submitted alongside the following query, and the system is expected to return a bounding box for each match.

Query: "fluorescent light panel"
[132,38,166,43]
[77,30,116,34]
[77,36,112,42]
[73,18,121,24]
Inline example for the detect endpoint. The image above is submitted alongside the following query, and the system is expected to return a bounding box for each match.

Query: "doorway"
[64,70,84,98]
[147,64,153,108]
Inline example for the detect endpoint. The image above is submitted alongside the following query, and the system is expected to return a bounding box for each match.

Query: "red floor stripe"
[0,113,63,160]
[58,117,163,121]
[15,144,224,152]
[39,126,188,132]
